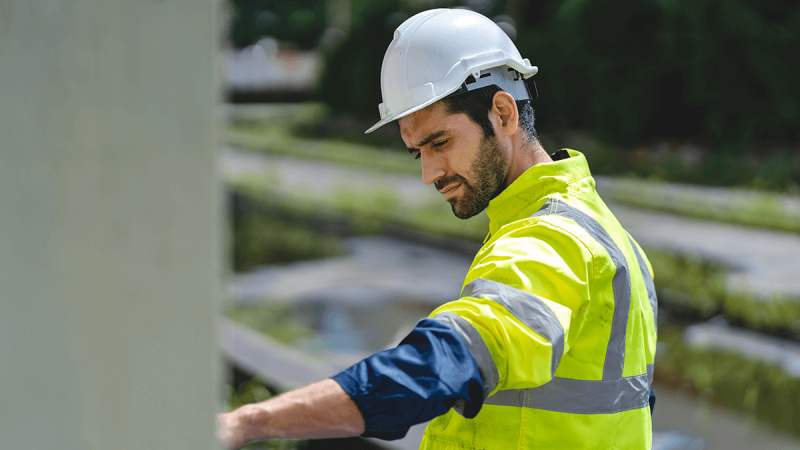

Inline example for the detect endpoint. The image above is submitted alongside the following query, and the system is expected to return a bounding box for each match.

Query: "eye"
[413,152,421,160]
[432,139,448,148]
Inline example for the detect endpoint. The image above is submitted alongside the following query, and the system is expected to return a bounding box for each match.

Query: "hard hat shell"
[365,8,538,134]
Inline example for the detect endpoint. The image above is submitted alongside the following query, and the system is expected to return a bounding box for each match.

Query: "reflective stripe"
[484,364,654,414]
[531,198,631,381]
[628,235,658,333]
[460,278,565,377]
[431,312,499,398]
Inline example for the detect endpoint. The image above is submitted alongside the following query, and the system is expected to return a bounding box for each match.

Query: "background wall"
[0,1,221,448]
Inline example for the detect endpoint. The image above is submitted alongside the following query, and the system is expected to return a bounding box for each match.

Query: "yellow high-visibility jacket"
[420,149,658,449]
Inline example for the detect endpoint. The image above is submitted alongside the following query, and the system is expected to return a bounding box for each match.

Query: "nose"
[420,150,446,186]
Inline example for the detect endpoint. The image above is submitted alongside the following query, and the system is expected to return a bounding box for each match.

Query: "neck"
[503,134,551,189]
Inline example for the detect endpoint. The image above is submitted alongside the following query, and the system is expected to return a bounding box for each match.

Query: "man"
[218,8,658,449]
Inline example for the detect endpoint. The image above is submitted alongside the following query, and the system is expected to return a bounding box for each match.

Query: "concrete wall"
[0,1,221,448]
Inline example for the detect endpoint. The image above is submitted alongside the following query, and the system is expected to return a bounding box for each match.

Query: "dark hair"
[439,85,539,144]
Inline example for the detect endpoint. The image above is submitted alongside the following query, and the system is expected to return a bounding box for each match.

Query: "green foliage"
[516,0,800,147]
[661,0,800,146]
[229,172,489,244]
[318,0,400,115]
[316,0,800,150]
[722,294,800,339]
[226,121,419,176]
[521,0,669,144]
[229,103,331,130]
[232,212,343,273]
[656,326,800,438]
[647,249,800,338]
[228,0,327,49]
[226,302,315,345]
[596,177,800,233]
[647,249,726,317]
[227,377,274,411]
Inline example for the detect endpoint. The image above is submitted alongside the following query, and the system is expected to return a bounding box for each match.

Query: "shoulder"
[479,212,600,268]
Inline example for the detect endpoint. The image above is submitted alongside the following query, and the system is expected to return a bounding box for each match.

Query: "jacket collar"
[485,149,592,235]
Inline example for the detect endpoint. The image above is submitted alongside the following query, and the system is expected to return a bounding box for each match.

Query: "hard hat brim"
[364,91,455,134]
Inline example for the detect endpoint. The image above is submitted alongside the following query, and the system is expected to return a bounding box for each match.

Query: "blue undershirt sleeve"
[331,318,485,440]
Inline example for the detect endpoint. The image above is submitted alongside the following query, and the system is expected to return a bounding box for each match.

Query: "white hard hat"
[365,8,538,134]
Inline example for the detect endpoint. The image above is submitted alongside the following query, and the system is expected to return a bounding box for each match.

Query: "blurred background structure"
[0,1,220,449]
[221,1,800,449]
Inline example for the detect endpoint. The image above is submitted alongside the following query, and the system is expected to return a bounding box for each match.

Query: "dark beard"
[436,133,508,219]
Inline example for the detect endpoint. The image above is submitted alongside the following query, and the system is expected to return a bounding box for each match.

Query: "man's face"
[399,102,509,219]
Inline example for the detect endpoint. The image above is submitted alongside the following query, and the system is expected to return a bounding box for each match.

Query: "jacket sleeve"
[428,218,594,396]
[332,318,484,440]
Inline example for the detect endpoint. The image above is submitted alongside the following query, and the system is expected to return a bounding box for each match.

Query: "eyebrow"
[406,130,448,153]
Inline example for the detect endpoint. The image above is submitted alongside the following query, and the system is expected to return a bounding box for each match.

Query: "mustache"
[435,174,468,192]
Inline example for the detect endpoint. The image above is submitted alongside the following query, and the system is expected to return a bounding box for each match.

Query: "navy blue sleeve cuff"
[331,318,484,440]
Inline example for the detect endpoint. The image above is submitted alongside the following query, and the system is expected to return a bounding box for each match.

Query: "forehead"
[398,102,475,146]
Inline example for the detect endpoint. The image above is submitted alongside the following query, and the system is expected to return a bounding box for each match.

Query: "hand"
[217,410,248,450]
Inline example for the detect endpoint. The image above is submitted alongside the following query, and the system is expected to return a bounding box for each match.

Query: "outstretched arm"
[218,318,485,448]
[217,378,365,450]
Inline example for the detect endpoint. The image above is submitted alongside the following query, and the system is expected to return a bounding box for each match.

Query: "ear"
[491,91,519,137]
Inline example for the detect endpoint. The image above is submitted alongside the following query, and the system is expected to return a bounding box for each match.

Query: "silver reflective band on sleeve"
[531,198,631,381]
[461,278,565,377]
[431,311,500,399]
[627,235,659,332]
[484,363,654,414]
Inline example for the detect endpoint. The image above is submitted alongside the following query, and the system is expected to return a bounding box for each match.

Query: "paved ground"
[594,176,800,226]
[684,317,800,378]
[609,203,800,299]
[230,236,470,309]
[222,149,800,300]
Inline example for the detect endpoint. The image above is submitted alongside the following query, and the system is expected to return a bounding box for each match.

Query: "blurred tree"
[662,0,800,147]
[517,0,800,149]
[318,0,401,115]
[315,0,800,151]
[229,0,327,49]
[517,0,682,144]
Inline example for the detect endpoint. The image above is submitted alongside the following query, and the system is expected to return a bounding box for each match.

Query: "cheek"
[454,144,482,177]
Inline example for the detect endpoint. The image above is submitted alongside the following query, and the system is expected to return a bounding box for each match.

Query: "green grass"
[597,178,800,233]
[228,172,490,243]
[226,123,419,176]
[656,325,800,439]
[228,102,330,130]
[231,212,344,273]
[648,248,800,339]
[225,301,315,346]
